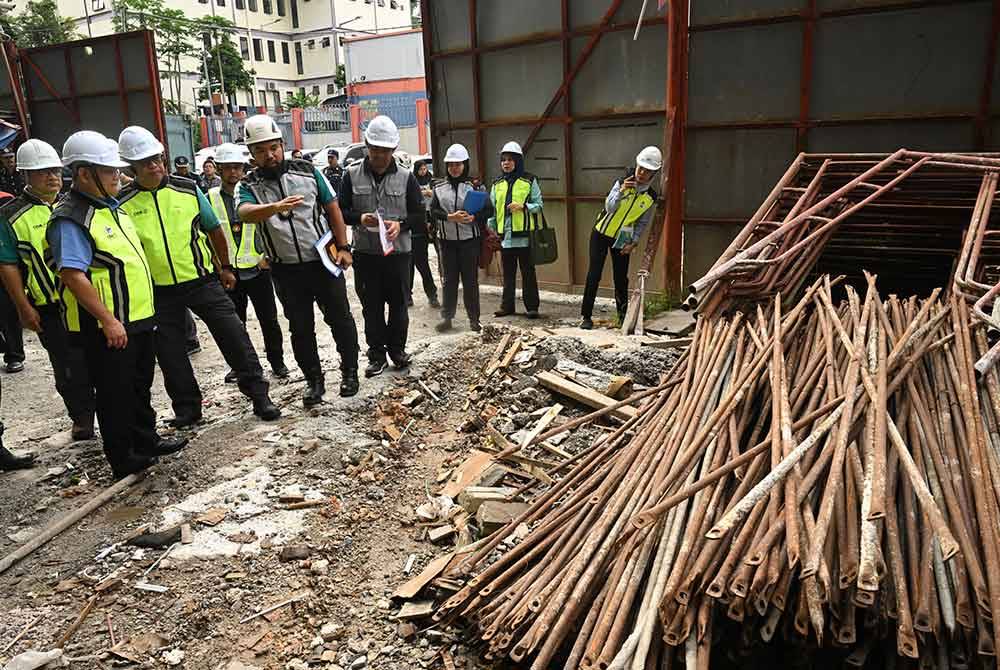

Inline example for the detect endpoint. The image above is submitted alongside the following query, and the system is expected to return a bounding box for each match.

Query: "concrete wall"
[344,29,424,83]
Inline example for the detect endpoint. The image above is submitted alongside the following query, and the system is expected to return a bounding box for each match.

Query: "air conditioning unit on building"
[266,82,277,90]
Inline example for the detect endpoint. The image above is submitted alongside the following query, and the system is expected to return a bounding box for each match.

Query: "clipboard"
[314,230,344,277]
[462,190,488,215]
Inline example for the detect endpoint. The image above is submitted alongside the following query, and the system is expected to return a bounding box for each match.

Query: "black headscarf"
[414,160,433,187]
[447,160,470,186]
[501,152,525,183]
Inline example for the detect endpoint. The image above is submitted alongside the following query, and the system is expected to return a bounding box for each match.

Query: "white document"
[377,209,394,256]
[314,230,343,277]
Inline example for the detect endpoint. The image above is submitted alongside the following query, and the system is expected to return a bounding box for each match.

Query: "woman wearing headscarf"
[487,141,543,318]
[410,157,440,308]
[430,144,482,332]
[580,146,663,329]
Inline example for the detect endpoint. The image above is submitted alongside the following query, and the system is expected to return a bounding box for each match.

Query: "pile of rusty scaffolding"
[436,152,1000,668]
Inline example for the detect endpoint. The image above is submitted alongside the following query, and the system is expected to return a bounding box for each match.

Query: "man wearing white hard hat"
[0,139,96,441]
[487,140,544,319]
[580,146,662,330]
[430,143,483,332]
[338,115,426,378]
[47,130,187,478]
[116,126,280,426]
[237,114,360,403]
[207,142,289,382]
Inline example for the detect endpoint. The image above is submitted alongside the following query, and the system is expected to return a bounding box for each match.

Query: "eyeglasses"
[137,155,165,169]
[31,167,62,177]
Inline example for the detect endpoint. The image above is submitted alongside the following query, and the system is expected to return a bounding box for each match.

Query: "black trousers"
[581,229,631,321]
[353,252,410,363]
[80,327,160,475]
[271,261,359,379]
[36,304,95,423]
[185,310,198,347]
[155,278,269,418]
[440,238,480,322]
[500,247,540,313]
[0,287,23,365]
[409,235,438,302]
[227,271,286,370]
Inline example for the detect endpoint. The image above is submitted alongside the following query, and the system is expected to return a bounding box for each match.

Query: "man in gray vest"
[237,115,360,403]
[338,115,425,378]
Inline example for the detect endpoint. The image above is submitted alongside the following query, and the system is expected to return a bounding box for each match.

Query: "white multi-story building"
[55,0,414,113]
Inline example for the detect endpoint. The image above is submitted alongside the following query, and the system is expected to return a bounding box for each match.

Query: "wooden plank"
[535,371,637,421]
[438,450,493,498]
[396,600,435,620]
[393,552,454,600]
[640,336,693,349]
[519,404,563,448]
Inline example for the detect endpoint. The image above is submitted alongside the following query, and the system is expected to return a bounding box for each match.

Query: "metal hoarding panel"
[568,28,667,116]
[691,0,805,26]
[430,57,476,124]
[477,0,562,46]
[479,41,564,122]
[809,121,978,153]
[687,22,801,125]
[682,221,744,288]
[425,0,471,52]
[570,116,665,195]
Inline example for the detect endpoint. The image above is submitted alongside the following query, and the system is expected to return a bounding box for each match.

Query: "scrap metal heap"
[434,152,1000,668]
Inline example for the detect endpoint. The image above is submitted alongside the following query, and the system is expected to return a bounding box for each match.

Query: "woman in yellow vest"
[488,141,543,319]
[580,146,663,330]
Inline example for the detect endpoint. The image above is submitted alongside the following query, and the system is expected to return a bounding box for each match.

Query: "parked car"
[310,142,366,169]
[195,144,251,172]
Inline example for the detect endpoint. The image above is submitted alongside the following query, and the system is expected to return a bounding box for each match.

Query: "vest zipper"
[152,191,179,284]
[111,208,155,323]
[277,178,304,263]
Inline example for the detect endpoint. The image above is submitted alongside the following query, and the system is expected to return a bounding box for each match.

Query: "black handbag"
[529,212,558,266]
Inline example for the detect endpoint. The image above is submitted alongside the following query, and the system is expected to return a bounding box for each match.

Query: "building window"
[281,42,289,63]
[290,0,299,27]
[235,0,244,8]
[294,41,303,75]
[326,83,335,94]
[248,0,257,9]
[239,36,250,59]
[390,0,397,7]
[276,0,285,15]
[306,39,315,50]
[267,40,276,62]
[201,32,212,50]
[258,89,267,109]
[252,38,263,60]
[216,0,224,6]
[298,86,306,96]
[91,0,105,10]
[320,37,330,47]
[272,90,281,109]
[311,85,319,96]
[262,0,272,13]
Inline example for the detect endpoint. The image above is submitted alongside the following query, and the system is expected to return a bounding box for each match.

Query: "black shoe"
[389,350,412,369]
[303,378,326,408]
[169,413,203,429]
[5,360,24,373]
[186,341,201,356]
[71,418,96,441]
[112,454,157,480]
[580,317,594,330]
[365,359,387,378]
[340,370,359,397]
[150,437,188,456]
[470,320,482,333]
[435,319,453,333]
[494,309,514,317]
[526,310,540,320]
[253,396,282,420]
[224,369,239,384]
[271,363,291,378]
[429,296,441,309]
[0,445,34,471]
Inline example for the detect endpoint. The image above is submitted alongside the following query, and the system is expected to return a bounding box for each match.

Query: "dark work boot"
[435,319,453,333]
[149,437,188,456]
[0,444,34,471]
[340,369,359,398]
[389,350,412,370]
[71,417,96,441]
[365,358,387,378]
[253,395,282,421]
[303,377,326,408]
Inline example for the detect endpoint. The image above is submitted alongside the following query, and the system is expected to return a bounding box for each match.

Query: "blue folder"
[463,190,488,215]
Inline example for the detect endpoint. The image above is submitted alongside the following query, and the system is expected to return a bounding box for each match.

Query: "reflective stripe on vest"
[208,187,262,270]
[491,177,534,235]
[56,205,155,333]
[595,189,655,239]
[119,182,214,286]
[8,202,58,305]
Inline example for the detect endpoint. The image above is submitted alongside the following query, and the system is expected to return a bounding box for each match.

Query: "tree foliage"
[201,33,253,97]
[6,0,77,49]
[284,90,320,109]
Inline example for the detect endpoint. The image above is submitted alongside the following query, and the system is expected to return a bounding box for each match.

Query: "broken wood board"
[194,508,227,526]
[428,525,456,544]
[396,600,435,620]
[536,371,637,421]
[640,336,693,349]
[458,487,516,514]
[438,450,494,498]
[519,404,563,448]
[393,552,454,599]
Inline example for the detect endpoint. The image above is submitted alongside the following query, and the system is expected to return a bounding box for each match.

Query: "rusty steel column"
[976,0,1000,149]
[419,0,437,157]
[664,0,688,299]
[562,0,577,286]
[469,0,486,180]
[796,0,817,153]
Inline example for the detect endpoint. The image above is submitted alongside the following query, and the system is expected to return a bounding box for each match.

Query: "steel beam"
[664,0,688,299]
[796,0,816,153]
[976,0,1000,149]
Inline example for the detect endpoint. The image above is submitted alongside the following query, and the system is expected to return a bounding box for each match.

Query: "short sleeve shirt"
[237,166,336,206]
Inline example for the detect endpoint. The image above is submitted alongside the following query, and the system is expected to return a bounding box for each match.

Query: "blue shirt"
[604,180,656,241]
[47,192,122,273]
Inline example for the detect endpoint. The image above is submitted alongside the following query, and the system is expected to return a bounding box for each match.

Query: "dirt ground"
[0,270,635,670]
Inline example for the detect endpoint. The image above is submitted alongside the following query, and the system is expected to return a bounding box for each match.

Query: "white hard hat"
[16,139,62,171]
[636,146,663,171]
[500,141,523,156]
[62,131,129,168]
[118,126,165,162]
[444,143,469,163]
[214,143,245,164]
[244,114,283,145]
[364,115,400,149]
[394,150,412,171]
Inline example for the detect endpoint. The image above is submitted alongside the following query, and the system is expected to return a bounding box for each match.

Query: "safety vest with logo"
[50,192,156,333]
[118,176,214,286]
[346,161,413,255]
[1,193,58,306]
[491,175,537,236]
[208,187,263,270]
[241,159,327,264]
[595,186,657,240]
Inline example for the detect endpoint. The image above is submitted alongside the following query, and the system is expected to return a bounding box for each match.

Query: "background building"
[55,0,414,114]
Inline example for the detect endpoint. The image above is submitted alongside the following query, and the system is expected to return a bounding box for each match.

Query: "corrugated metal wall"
[422,0,1000,298]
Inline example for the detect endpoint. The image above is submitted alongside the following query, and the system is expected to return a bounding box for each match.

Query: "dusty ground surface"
[0,267,681,670]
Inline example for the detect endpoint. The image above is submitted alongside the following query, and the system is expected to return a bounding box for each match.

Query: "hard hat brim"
[365,138,398,149]
[20,160,64,171]
[124,147,164,162]
[247,133,283,146]
[637,159,662,171]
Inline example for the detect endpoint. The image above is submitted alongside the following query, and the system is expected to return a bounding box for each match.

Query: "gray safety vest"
[433,179,481,242]
[347,162,412,255]
[240,159,326,264]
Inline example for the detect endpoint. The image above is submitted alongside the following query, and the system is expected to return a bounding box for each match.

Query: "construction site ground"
[0,276,671,670]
